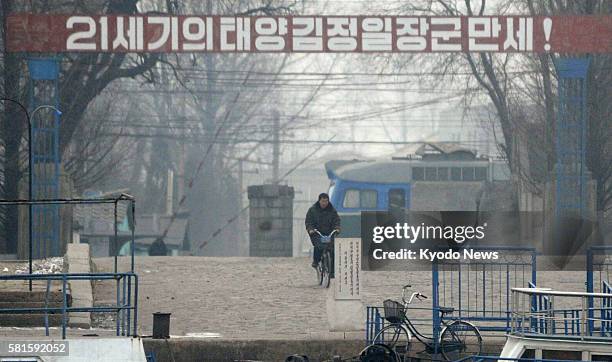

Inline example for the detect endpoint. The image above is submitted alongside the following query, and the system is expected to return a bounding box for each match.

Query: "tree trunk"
[1,0,25,254]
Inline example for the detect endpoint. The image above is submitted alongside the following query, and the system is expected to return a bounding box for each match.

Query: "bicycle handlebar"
[402,284,428,304]
[314,229,338,244]
[313,229,338,240]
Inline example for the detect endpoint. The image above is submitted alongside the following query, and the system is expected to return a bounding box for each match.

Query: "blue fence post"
[586,248,594,334]
[603,281,612,337]
[122,275,127,336]
[432,260,440,354]
[528,281,537,332]
[62,274,67,339]
[133,274,139,337]
[365,307,370,343]
[530,249,538,333]
[506,264,510,331]
[27,57,61,259]
[458,263,462,320]
[116,275,121,336]
[44,279,51,336]
[482,264,486,318]
[127,274,131,336]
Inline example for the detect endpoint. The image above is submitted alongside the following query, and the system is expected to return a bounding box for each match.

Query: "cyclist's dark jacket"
[305,202,341,235]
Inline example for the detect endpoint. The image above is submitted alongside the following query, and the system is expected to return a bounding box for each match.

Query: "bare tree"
[63,85,137,193]
[0,0,164,253]
[374,0,611,215]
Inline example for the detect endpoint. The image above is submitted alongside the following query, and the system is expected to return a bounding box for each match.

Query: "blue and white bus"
[325,143,511,237]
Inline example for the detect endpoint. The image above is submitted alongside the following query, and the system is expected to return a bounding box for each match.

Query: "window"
[542,350,582,360]
[343,189,378,208]
[328,184,336,200]
[475,167,487,181]
[361,190,378,208]
[388,189,406,209]
[425,167,437,181]
[462,167,475,181]
[343,189,360,208]
[438,167,449,181]
[451,167,461,181]
[412,167,424,181]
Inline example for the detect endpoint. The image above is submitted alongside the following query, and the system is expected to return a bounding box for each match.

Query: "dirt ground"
[90,256,588,340]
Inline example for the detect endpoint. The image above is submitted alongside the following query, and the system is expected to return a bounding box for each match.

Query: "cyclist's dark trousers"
[310,235,335,277]
[310,234,322,263]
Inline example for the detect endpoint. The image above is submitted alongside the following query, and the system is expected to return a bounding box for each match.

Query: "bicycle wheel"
[372,324,411,357]
[440,321,482,361]
[359,343,400,362]
[321,252,331,288]
[316,260,323,285]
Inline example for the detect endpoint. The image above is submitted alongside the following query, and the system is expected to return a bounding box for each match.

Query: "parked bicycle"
[313,229,337,288]
[372,284,482,361]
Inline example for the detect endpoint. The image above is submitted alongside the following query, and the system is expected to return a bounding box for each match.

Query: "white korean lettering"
[292,17,323,51]
[396,17,429,51]
[255,17,288,51]
[66,16,97,50]
[468,17,502,51]
[327,17,357,51]
[361,17,392,51]
[147,17,170,50]
[431,17,461,51]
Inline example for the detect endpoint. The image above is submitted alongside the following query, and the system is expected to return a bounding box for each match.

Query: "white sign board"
[334,237,361,300]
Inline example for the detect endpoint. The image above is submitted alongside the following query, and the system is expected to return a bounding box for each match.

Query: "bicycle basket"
[383,299,405,323]
[320,235,332,243]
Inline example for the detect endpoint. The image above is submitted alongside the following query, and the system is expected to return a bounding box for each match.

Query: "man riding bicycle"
[305,193,341,277]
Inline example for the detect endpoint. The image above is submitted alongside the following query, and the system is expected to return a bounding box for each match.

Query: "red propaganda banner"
[6,14,612,53]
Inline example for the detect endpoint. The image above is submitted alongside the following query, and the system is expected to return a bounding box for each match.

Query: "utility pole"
[166,169,174,216]
[238,158,245,254]
[177,141,185,204]
[272,110,280,183]
[350,92,357,153]
[402,88,407,143]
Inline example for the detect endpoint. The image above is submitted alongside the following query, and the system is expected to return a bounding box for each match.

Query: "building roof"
[74,190,129,234]
[80,213,188,246]
[416,142,476,156]
[134,214,188,247]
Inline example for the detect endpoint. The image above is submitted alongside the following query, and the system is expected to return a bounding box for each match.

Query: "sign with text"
[6,14,612,53]
[361,210,602,271]
[334,238,361,300]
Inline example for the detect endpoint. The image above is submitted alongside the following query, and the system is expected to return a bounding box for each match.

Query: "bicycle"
[313,229,337,288]
[372,284,482,361]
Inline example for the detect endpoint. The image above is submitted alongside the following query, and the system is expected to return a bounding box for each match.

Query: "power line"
[98,134,496,145]
[198,134,337,251]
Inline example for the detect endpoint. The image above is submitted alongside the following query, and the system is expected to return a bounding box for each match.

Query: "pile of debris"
[4,257,65,274]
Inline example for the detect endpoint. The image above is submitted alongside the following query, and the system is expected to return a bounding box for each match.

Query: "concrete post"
[247,184,294,257]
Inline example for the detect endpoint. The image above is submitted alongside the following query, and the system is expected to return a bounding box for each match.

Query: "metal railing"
[432,246,537,339]
[366,247,537,345]
[586,245,612,335]
[0,272,138,339]
[0,194,136,277]
[510,287,612,340]
[366,305,383,345]
[366,304,433,345]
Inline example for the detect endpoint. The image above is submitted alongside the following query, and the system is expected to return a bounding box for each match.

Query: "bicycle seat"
[439,306,454,315]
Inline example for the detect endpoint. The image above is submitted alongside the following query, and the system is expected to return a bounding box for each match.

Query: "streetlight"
[1,99,61,290]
